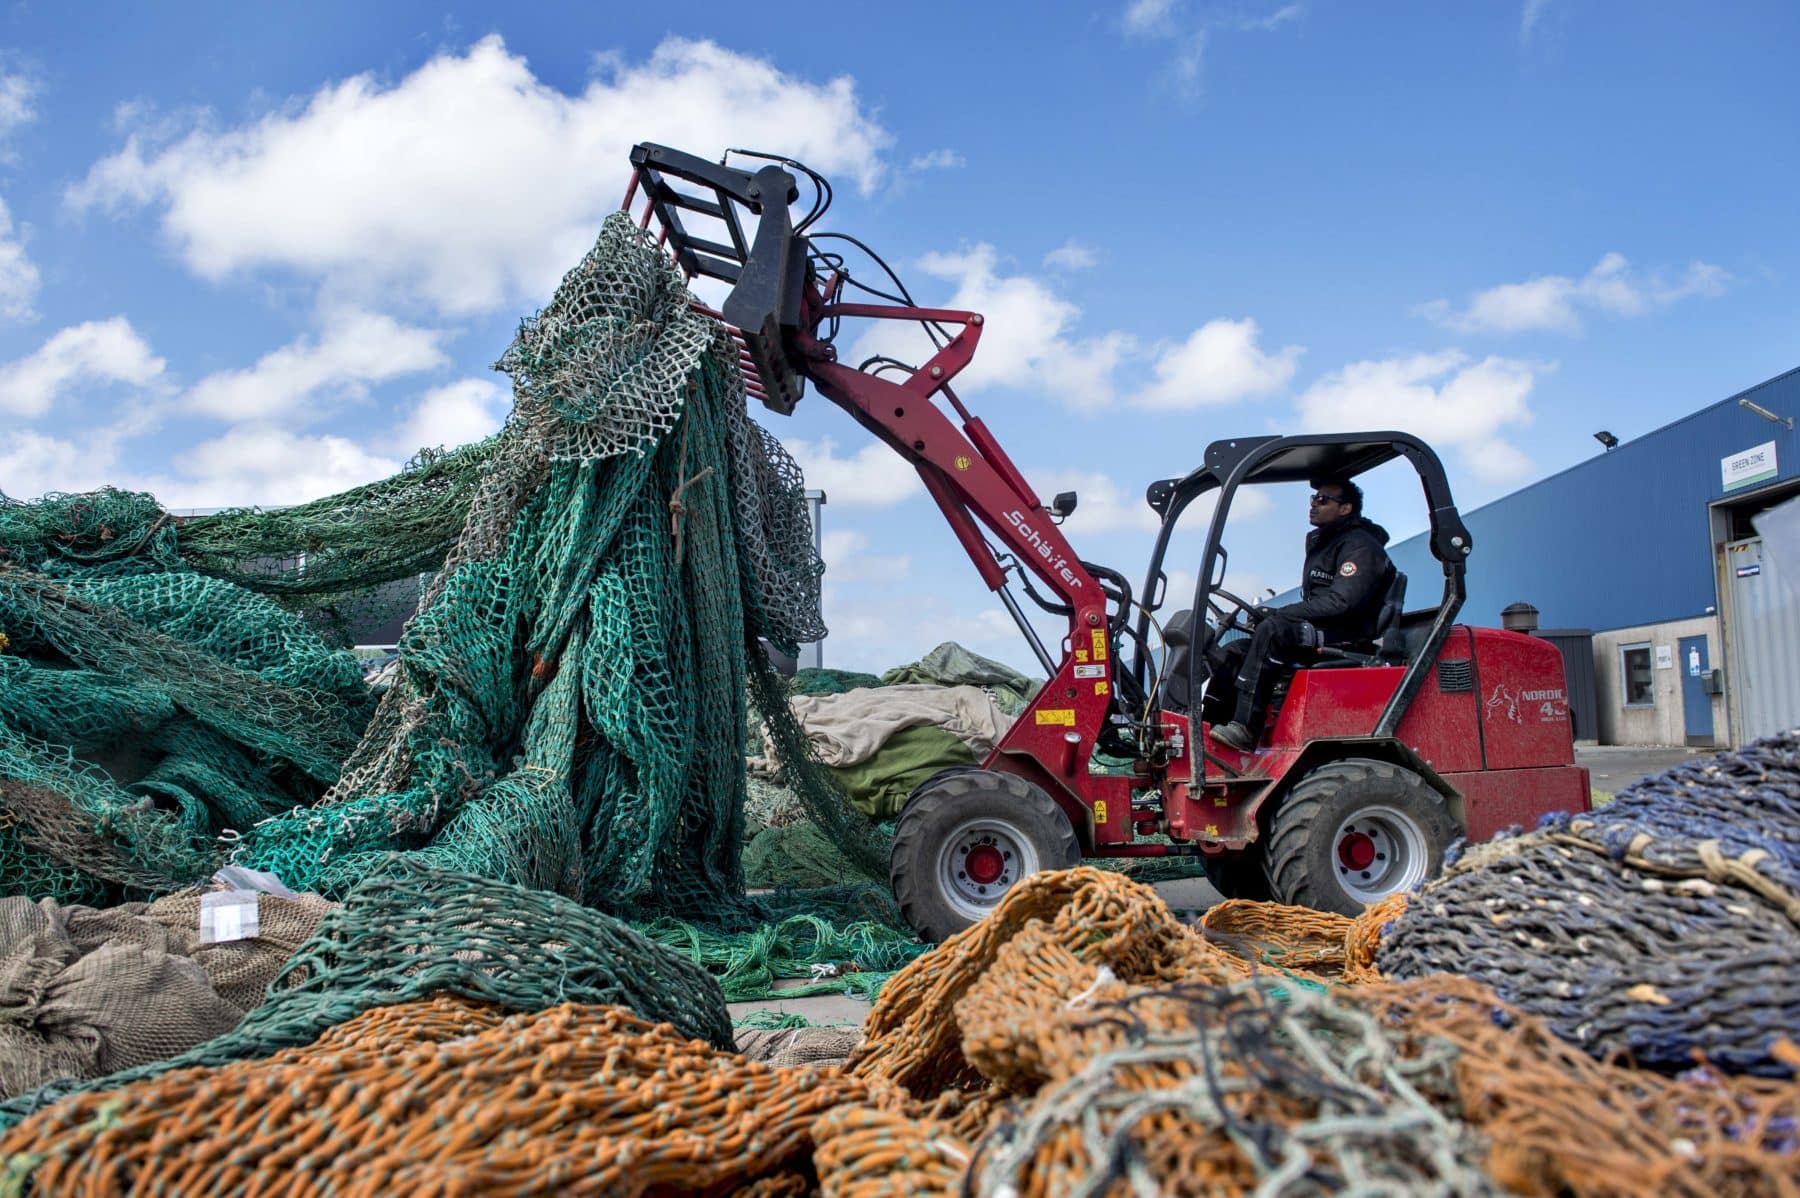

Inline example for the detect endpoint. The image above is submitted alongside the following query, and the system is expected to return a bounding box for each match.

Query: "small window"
[1620,643,1655,707]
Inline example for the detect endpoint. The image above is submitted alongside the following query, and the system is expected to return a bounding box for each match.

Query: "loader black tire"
[890,769,1080,944]
[1262,757,1457,916]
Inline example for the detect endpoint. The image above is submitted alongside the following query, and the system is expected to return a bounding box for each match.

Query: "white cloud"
[68,36,891,316]
[1123,0,1181,35]
[819,528,910,586]
[145,426,403,509]
[1132,318,1301,409]
[783,436,922,507]
[0,198,39,321]
[0,430,119,500]
[1029,469,1162,534]
[1522,0,1553,40]
[0,71,37,142]
[1462,438,1534,481]
[1122,2,1296,95]
[1242,4,1304,31]
[909,148,965,170]
[0,318,166,417]
[1294,351,1541,482]
[184,311,449,422]
[857,244,1137,412]
[1043,241,1097,271]
[394,378,510,454]
[1172,31,1208,91]
[1422,253,1729,336]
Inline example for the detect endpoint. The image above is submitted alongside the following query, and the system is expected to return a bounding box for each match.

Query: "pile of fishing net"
[0,211,887,930]
[1381,727,1800,1076]
[6,868,1793,1196]
[0,450,487,906]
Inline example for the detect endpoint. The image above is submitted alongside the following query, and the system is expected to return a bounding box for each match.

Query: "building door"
[1677,635,1713,747]
[1724,537,1800,743]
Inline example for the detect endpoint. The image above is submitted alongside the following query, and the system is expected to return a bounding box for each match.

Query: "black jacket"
[1281,515,1392,643]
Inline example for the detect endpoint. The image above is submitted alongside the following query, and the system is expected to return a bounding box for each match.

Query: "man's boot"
[1211,720,1255,751]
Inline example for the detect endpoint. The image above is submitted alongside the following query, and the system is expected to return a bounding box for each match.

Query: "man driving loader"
[1209,478,1392,750]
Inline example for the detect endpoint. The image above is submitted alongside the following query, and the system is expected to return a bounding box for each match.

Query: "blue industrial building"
[1386,366,1800,748]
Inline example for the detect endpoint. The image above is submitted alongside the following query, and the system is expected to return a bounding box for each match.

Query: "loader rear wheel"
[1262,758,1457,915]
[889,769,1080,943]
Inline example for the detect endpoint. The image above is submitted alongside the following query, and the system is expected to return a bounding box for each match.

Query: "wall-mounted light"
[1593,430,1619,450]
[1739,398,1794,430]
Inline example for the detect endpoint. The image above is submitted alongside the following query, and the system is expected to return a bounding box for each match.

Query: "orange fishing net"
[0,994,873,1196]
[849,868,1392,1098]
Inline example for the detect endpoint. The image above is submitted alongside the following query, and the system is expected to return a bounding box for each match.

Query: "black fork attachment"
[627,144,815,415]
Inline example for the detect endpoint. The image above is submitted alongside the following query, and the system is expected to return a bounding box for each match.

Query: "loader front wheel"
[890,770,1080,943]
[1262,758,1457,915]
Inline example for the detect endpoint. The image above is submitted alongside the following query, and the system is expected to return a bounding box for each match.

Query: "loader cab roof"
[1144,431,1471,569]
[1150,435,1405,508]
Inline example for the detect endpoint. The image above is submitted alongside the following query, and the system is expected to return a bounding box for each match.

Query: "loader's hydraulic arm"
[626,145,1134,812]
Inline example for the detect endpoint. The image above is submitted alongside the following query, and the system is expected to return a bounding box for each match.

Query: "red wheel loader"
[624,145,1590,941]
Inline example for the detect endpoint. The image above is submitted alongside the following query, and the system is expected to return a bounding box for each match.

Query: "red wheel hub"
[965,843,1005,885]
[1338,830,1377,871]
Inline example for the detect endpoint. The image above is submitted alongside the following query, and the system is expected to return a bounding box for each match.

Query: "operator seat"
[1371,568,1409,663]
[1297,568,1409,668]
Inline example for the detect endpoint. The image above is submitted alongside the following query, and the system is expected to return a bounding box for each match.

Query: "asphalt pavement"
[1575,743,1710,796]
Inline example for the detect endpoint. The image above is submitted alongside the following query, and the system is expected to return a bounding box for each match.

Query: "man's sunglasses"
[1309,492,1347,505]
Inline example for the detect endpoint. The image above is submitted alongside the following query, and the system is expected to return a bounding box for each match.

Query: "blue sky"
[0,1,1795,671]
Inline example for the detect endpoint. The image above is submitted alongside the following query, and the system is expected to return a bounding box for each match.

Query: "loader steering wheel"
[1206,587,1263,635]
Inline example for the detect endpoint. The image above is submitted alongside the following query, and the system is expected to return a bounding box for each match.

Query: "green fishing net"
[0,212,883,933]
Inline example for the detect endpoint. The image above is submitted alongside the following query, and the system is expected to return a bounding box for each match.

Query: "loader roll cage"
[1136,433,1473,740]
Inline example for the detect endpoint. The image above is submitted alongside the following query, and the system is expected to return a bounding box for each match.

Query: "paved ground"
[1575,743,1710,795]
[739,747,1707,1028]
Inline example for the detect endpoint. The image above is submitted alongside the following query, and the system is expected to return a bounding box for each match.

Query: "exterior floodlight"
[1739,398,1795,430]
[1593,430,1619,450]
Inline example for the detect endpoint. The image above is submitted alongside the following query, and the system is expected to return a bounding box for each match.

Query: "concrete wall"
[1592,616,1728,747]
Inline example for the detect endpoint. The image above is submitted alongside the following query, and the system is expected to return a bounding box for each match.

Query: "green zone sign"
[1721,440,1778,492]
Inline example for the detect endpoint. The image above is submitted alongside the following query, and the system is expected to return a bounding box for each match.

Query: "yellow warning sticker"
[1075,649,1089,663]
[1034,708,1076,726]
[1094,800,1108,824]
[1205,824,1220,838]
[1094,681,1110,696]
[954,455,972,471]
[1090,628,1108,661]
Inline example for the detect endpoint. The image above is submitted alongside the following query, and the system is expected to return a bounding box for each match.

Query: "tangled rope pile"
[1380,728,1800,1076]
